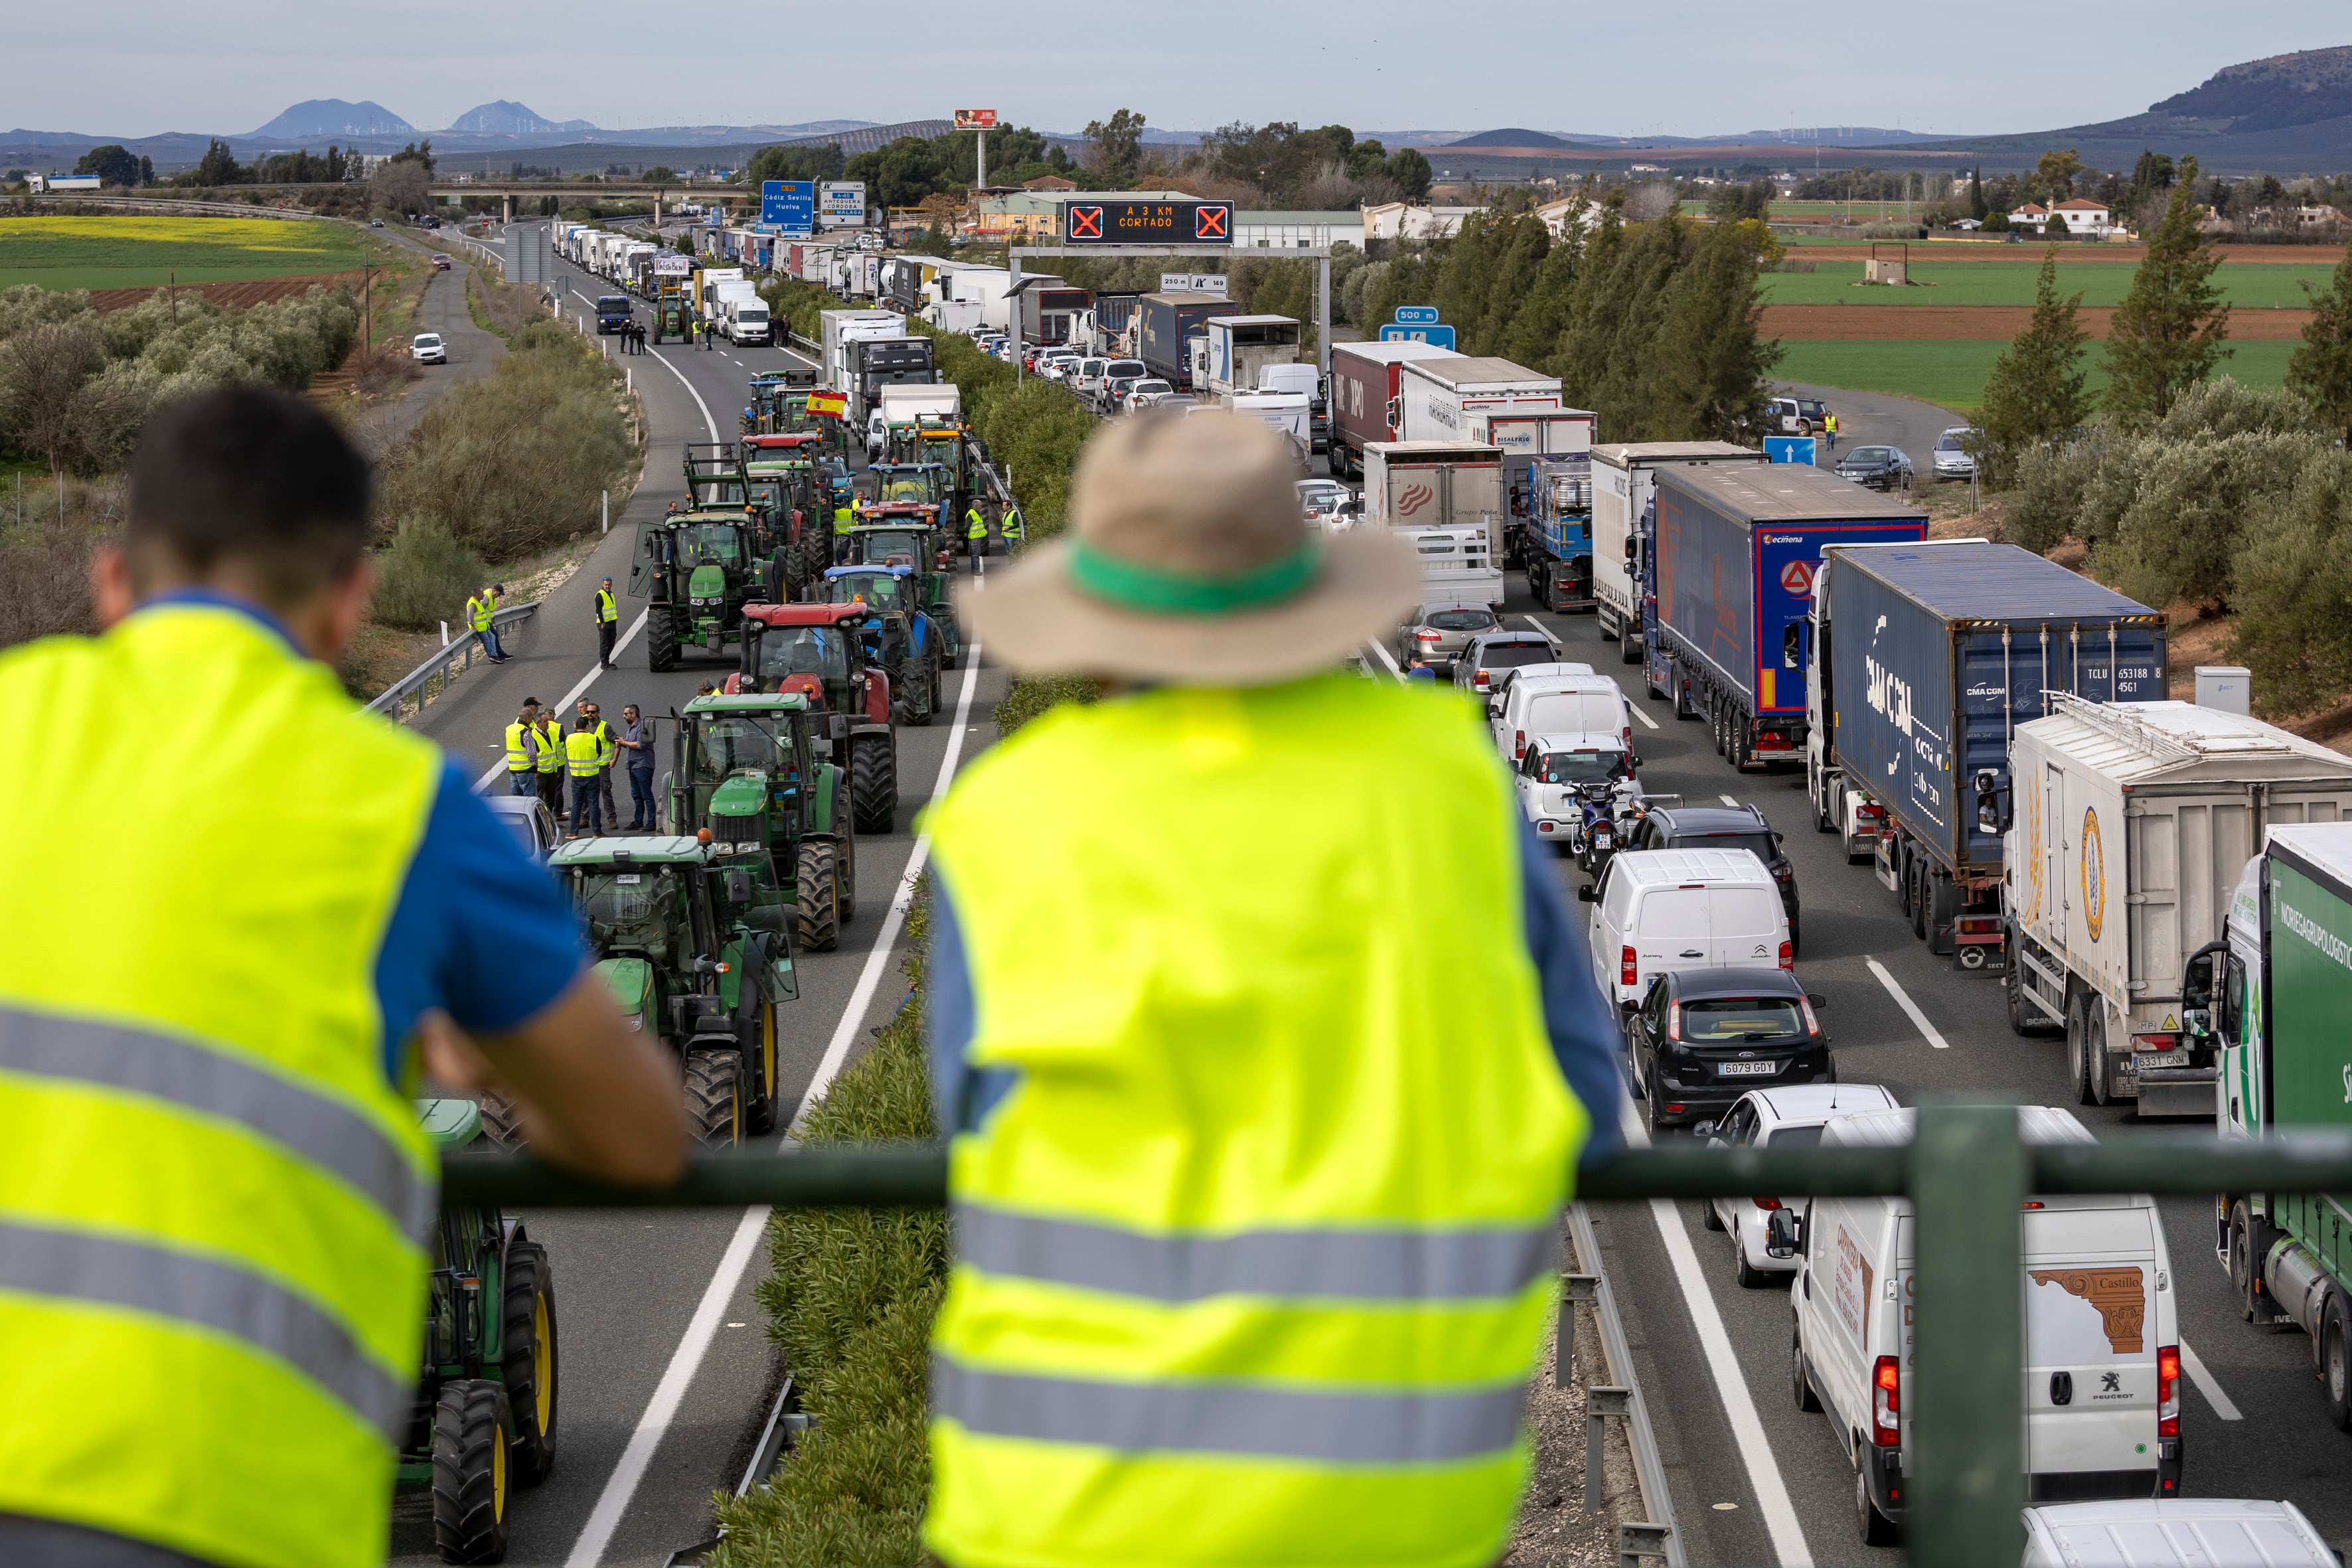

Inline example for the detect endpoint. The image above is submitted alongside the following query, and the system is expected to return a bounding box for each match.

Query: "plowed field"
[84,273,363,312]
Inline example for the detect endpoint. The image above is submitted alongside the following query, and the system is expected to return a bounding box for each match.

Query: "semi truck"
[1327,342,1461,480]
[1204,316,1301,398]
[1805,540,2165,969]
[2196,823,2352,1420]
[846,336,936,423]
[1138,293,1242,392]
[1393,358,1585,565]
[1648,461,1924,771]
[1359,441,1506,608]
[1590,442,1763,665]
[1521,455,1595,613]
[1994,698,2352,1112]
[821,309,902,398]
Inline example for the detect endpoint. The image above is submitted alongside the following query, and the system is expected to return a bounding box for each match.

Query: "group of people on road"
[506,692,657,838]
[961,496,1026,571]
[616,319,649,354]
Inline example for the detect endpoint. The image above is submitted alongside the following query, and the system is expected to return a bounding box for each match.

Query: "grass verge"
[1773,339,2301,414]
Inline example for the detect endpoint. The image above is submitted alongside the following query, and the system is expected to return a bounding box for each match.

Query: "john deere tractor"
[818,564,953,722]
[740,432,833,589]
[653,287,692,345]
[545,835,801,1141]
[402,1099,558,1565]
[670,690,858,951]
[734,601,900,834]
[631,507,781,671]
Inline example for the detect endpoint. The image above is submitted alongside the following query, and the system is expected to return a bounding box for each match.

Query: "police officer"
[594,576,619,670]
[506,697,544,793]
[964,500,989,572]
[566,716,605,836]
[921,412,1622,1568]
[0,386,682,1568]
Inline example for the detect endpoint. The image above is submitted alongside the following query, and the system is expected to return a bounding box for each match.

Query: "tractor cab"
[672,691,856,952]
[631,509,779,670]
[734,603,901,834]
[838,522,947,573]
[683,441,751,509]
[862,463,951,527]
[655,284,693,345]
[821,562,962,676]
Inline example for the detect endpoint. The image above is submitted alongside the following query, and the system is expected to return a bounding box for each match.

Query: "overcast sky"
[12,1,2345,140]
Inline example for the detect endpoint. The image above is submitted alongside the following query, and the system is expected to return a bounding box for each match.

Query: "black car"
[1638,804,1801,950]
[1833,444,1913,493]
[1625,968,1832,1135]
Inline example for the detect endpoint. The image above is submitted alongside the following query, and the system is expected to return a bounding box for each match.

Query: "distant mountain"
[2146,46,2352,133]
[1446,127,1589,149]
[1548,126,1951,149]
[249,99,414,140]
[443,100,594,135]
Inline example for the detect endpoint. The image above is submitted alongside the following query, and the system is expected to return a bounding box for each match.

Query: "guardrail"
[441,1107,2343,1566]
[365,601,538,722]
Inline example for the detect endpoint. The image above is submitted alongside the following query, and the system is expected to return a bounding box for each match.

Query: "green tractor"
[630,506,783,671]
[669,690,859,951]
[653,287,692,345]
[740,432,834,590]
[683,441,752,510]
[745,366,821,434]
[735,601,901,834]
[402,1099,558,1565]
[545,835,801,1141]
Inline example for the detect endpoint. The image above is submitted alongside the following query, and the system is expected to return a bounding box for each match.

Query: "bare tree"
[1296,161,1361,212]
[371,159,431,216]
[1622,182,1678,223]
[0,319,107,480]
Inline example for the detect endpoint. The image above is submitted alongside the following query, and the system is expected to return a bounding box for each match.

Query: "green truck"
[2192,821,2352,1430]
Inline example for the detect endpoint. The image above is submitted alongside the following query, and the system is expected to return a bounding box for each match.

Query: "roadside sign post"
[1764,435,1818,465]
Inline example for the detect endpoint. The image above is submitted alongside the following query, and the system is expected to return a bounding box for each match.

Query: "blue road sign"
[761,180,815,237]
[1764,435,1818,465]
[1392,305,1440,326]
[1378,323,1457,350]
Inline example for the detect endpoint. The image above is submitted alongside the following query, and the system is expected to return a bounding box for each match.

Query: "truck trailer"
[1360,441,1506,608]
[1648,461,1924,770]
[1394,357,1583,567]
[821,309,902,398]
[1138,293,1243,392]
[1204,316,1301,398]
[846,335,936,422]
[1806,540,2165,967]
[1326,342,1461,481]
[1998,699,2352,1112]
[1590,442,1763,665]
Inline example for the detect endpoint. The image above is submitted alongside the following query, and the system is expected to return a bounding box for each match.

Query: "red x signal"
[1194,204,1229,239]
[1068,205,1104,240]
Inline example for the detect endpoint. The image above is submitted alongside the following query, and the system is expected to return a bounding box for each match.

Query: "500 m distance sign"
[1062,199,1232,245]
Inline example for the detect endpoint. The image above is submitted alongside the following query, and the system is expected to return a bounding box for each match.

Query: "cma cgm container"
[1327,341,1459,479]
[1806,540,2164,963]
[1138,293,1240,390]
[1648,462,1924,767]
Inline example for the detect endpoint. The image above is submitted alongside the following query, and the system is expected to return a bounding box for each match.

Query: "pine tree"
[1977,246,2090,487]
[2102,155,2231,420]
[2286,249,2352,447]
[1968,165,1988,222]
[1653,216,1782,441]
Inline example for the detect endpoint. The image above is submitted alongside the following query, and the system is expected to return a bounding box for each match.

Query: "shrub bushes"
[369,517,487,631]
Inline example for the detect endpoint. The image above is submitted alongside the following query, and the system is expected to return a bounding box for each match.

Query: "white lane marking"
[2177,1338,2244,1421]
[1865,957,1951,1050]
[1624,1103,1816,1565]
[1523,613,1555,637]
[468,611,649,793]
[1628,701,1658,730]
[560,1206,770,1568]
[1719,793,1742,807]
[791,644,985,1128]
[1366,639,1403,678]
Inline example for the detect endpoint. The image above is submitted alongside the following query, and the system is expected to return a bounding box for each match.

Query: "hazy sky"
[13,1,2345,140]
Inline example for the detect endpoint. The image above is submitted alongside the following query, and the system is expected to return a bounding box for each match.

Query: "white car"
[1036,351,1083,382]
[410,332,446,364]
[1488,668,1622,765]
[1125,378,1178,408]
[1932,425,1978,481]
[1703,1083,1900,1284]
[1515,732,1638,847]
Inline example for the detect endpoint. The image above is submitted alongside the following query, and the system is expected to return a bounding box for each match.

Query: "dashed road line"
[2178,1338,2244,1421]
[1865,956,1951,1050]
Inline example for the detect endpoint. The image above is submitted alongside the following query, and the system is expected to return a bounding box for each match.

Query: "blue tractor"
[816,564,951,725]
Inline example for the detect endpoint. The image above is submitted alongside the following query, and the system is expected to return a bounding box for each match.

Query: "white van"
[1490,670,1630,765]
[1784,1106,2181,1547]
[2022,1500,2332,1567]
[1581,848,1790,1008]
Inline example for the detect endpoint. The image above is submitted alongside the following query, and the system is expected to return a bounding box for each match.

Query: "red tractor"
[727,602,901,834]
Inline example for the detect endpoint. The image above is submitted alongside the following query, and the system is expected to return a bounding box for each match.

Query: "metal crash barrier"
[366,600,538,722]
[442,1106,2352,1568]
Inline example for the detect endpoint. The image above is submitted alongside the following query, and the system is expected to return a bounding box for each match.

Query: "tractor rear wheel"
[501,1242,558,1486]
[836,821,859,923]
[745,1001,780,1135]
[647,605,680,672]
[795,842,840,952]
[850,733,897,835]
[477,1091,526,1151]
[682,1049,744,1145]
[901,659,937,726]
[430,1379,512,1565]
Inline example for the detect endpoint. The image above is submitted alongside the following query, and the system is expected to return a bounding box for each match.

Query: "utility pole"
[976,129,987,191]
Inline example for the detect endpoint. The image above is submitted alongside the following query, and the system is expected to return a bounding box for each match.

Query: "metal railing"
[365,601,538,721]
[441,1107,2352,1567]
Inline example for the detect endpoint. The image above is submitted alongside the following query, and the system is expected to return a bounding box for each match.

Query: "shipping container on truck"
[848,335,936,422]
[1591,442,1763,664]
[1648,462,1924,771]
[1521,455,1596,613]
[1805,541,2164,967]
[2198,823,2352,1410]
[1998,699,2352,1114]
[1360,441,1506,608]
[1326,342,1462,480]
[1204,315,1302,397]
[1138,293,1243,391]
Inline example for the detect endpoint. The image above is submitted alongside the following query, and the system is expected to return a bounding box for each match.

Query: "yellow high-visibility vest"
[595,589,617,625]
[505,720,532,771]
[565,730,601,777]
[535,721,564,773]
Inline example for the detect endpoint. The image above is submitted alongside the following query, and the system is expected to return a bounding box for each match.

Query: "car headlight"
[626,1012,645,1032]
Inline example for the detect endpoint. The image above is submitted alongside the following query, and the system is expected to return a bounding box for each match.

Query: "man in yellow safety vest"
[504,697,544,795]
[466,585,507,663]
[566,717,605,836]
[594,576,619,670]
[0,386,684,1568]
[534,709,566,815]
[923,410,1624,1568]
[964,501,989,572]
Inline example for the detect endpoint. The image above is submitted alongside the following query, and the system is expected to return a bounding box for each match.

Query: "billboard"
[953,110,998,129]
[1063,199,1232,245]
[760,179,815,237]
[819,181,867,229]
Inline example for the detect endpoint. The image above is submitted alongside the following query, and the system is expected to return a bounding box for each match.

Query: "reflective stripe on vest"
[966,510,987,539]
[1002,507,1025,540]
[567,730,601,776]
[536,720,565,771]
[595,589,617,625]
[505,720,532,771]
[0,603,441,1568]
[922,675,1583,1568]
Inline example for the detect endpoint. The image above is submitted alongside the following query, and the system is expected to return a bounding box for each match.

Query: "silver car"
[1932,426,1978,481]
[1397,603,1502,670]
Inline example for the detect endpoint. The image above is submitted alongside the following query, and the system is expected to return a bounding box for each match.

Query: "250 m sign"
[1061,200,1233,245]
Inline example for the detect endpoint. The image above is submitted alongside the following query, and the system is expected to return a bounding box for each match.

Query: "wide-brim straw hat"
[957,408,1418,684]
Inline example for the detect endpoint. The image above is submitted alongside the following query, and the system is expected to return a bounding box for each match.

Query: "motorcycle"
[1573,780,1621,880]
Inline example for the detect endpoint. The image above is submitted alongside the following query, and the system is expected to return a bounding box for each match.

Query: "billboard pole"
[977,129,986,191]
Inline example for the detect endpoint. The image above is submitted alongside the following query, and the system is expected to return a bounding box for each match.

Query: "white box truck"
[1396,356,1561,443]
[1204,316,1301,398]
[1997,696,2352,1113]
[1359,440,1506,608]
[821,309,902,395]
[1590,442,1767,659]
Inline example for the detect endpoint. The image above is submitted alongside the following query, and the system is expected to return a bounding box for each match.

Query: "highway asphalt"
[1505,586,2352,1563]
[387,222,1012,1566]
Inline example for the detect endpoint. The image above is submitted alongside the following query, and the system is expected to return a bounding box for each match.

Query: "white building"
[2049,198,2114,236]
[1360,202,1485,244]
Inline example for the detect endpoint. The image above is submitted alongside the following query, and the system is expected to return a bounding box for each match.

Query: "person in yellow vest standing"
[565,717,605,838]
[1824,409,1840,453]
[923,410,1625,1568]
[504,697,544,795]
[0,386,685,1568]
[997,499,1025,550]
[963,501,989,573]
[594,576,619,670]
[534,709,566,815]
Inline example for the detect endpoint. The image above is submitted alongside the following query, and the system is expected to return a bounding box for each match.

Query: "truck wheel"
[431,1379,512,1565]
[1911,866,1930,941]
[2067,996,2096,1107]
[1896,850,1916,921]
[795,842,840,953]
[1674,666,1699,720]
[2004,958,2042,1038]
[1856,1466,1899,1547]
[2229,1203,2258,1323]
[682,1048,744,1145]
[1620,622,1642,666]
[501,1241,558,1486]
[1793,1324,1822,1412]
[2086,1006,2119,1107]
[850,734,897,835]
[2325,1296,2352,1431]
[647,606,680,672]
[1729,720,1751,771]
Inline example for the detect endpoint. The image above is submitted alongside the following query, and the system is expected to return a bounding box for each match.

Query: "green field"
[1761,260,2335,309]
[0,216,372,290]
[1773,339,2300,414]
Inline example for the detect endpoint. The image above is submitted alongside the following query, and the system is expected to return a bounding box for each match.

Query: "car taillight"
[1798,992,1820,1034]
[1416,629,1441,642]
[1778,941,1793,971]
[1753,1197,1782,1211]
[1666,1001,1681,1041]
[1475,669,1490,686]
[1515,729,1526,758]
[1772,864,1792,881]
[1872,1356,1901,1445]
[2157,1344,2180,1437]
[1621,946,1639,988]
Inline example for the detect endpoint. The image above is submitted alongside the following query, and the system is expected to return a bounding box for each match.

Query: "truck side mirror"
[1782,621,1804,670]
[1974,767,2011,834]
[2181,943,2224,1038]
[1766,1208,1804,1259]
